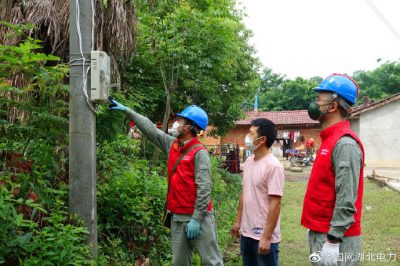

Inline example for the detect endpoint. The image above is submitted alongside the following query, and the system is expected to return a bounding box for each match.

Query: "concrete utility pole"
[69,0,97,256]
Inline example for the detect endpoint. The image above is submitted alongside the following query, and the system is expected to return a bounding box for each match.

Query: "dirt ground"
[364,166,400,192]
[280,158,312,182]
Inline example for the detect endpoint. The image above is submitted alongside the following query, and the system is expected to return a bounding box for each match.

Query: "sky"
[238,0,400,79]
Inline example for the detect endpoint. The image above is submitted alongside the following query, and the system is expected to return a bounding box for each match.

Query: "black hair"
[251,118,277,148]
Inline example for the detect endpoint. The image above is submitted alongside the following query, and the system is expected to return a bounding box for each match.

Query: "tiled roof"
[236,110,320,126]
[350,93,400,116]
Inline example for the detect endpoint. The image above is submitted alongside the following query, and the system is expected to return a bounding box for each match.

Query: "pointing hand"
[108,97,129,112]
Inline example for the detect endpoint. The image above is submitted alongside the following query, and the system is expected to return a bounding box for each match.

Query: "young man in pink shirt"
[231,118,285,266]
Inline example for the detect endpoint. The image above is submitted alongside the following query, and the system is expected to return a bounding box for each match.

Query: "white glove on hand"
[320,241,340,266]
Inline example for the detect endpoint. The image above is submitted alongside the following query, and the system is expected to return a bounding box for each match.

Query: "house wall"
[198,126,221,146]
[350,117,360,137]
[293,128,322,149]
[358,100,400,167]
[221,125,249,147]
[221,126,322,150]
[199,135,221,146]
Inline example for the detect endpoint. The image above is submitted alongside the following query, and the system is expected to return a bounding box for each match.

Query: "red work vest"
[167,137,213,214]
[301,121,364,236]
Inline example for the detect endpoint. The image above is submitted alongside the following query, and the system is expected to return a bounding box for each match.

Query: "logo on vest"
[309,251,322,262]
[182,155,191,161]
[320,148,329,156]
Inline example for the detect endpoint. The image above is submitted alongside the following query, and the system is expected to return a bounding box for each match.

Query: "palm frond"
[0,0,136,80]
[104,0,136,58]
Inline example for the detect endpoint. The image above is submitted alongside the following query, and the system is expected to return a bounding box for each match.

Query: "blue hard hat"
[176,105,208,130]
[313,74,359,105]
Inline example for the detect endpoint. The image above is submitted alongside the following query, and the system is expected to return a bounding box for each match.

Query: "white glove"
[320,241,339,266]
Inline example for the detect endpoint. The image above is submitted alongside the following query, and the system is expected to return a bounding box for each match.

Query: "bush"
[210,158,242,256]
[97,134,141,179]
[97,159,170,264]
[22,215,92,266]
[0,186,36,264]
[0,185,92,265]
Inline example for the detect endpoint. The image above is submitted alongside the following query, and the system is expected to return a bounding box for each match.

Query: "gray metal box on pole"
[69,0,97,256]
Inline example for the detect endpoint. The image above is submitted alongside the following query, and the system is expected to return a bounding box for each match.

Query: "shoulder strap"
[167,143,203,190]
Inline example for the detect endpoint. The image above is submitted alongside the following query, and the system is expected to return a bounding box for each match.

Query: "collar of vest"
[173,137,202,152]
[320,120,350,141]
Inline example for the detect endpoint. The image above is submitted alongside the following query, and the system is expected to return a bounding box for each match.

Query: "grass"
[220,179,400,266]
[360,180,400,265]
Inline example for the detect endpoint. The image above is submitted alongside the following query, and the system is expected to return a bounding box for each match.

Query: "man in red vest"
[109,100,223,265]
[302,74,365,265]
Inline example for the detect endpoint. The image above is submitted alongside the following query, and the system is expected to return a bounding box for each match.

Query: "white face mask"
[170,121,181,137]
[170,120,190,138]
[245,134,263,151]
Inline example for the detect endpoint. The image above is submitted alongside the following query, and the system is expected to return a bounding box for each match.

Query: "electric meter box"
[90,51,110,101]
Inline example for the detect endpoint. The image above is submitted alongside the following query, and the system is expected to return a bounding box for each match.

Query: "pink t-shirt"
[241,153,285,243]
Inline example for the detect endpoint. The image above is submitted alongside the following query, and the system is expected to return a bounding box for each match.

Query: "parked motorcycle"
[286,149,315,167]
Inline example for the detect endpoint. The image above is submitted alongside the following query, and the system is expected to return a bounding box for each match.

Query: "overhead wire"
[364,0,400,41]
[74,0,97,113]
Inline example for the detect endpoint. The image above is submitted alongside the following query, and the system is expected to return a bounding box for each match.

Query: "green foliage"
[122,0,260,135]
[258,68,319,111]
[353,61,400,103]
[0,23,69,180]
[21,203,92,266]
[96,134,170,264]
[97,135,141,178]
[260,68,286,93]
[0,23,92,266]
[96,237,137,266]
[0,186,36,263]
[96,91,132,143]
[97,159,170,264]
[210,157,241,252]
[0,185,92,265]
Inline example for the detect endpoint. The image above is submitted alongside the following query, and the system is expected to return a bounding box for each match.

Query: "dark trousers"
[240,235,279,266]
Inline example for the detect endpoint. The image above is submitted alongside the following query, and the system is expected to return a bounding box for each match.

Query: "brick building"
[201,110,321,158]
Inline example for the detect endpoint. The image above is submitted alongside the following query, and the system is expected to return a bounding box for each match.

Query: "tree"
[122,0,260,136]
[258,68,318,111]
[259,67,286,93]
[0,25,69,179]
[353,61,400,103]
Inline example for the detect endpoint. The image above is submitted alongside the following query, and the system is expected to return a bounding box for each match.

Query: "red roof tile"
[236,110,320,126]
[350,93,400,116]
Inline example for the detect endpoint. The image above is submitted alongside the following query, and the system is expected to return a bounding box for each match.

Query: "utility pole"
[69,0,97,256]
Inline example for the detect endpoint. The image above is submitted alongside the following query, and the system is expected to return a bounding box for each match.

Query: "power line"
[364,0,400,41]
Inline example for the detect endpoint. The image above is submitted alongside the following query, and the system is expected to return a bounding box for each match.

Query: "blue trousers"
[240,235,279,266]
